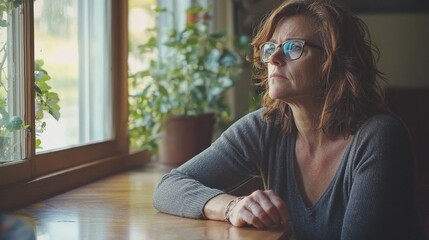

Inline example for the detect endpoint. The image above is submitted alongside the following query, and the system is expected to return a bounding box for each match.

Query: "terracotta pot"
[158,113,215,167]
[186,12,199,25]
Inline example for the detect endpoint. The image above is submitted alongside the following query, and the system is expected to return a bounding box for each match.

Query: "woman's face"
[267,15,322,104]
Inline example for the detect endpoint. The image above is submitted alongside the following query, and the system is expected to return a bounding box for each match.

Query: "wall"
[359,13,429,87]
[361,13,429,220]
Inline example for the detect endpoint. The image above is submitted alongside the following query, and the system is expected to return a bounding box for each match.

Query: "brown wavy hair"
[251,0,387,138]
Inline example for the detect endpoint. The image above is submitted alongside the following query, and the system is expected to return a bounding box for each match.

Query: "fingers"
[236,206,266,229]
[230,190,289,229]
[241,198,274,228]
[253,190,283,225]
[262,190,289,227]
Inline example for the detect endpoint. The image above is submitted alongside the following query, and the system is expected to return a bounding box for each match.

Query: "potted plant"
[129,4,243,166]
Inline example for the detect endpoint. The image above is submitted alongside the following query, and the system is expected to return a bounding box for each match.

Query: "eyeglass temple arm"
[305,41,322,50]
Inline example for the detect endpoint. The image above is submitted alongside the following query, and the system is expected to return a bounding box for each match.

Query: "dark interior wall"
[232,0,283,37]
[386,88,429,221]
[232,0,429,37]
[342,0,429,13]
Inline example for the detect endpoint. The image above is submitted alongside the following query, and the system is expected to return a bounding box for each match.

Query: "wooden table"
[11,162,289,239]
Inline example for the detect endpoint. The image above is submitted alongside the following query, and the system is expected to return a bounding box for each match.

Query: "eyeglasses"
[259,39,322,63]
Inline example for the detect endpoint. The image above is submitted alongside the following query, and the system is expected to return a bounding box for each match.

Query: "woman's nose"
[269,47,285,66]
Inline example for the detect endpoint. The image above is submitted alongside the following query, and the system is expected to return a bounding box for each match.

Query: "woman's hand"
[228,190,289,229]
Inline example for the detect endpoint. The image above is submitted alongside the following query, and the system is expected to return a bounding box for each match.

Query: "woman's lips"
[270,72,287,79]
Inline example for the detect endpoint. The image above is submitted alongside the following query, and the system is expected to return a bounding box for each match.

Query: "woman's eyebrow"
[268,37,303,43]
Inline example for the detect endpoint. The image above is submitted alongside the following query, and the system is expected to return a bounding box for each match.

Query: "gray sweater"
[153,108,427,240]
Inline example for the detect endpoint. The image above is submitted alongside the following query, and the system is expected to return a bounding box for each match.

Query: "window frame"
[0,0,150,211]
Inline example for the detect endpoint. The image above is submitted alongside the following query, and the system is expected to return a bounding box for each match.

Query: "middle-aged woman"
[153,0,427,239]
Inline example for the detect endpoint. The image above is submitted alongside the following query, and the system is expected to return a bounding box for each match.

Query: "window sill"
[0,150,151,211]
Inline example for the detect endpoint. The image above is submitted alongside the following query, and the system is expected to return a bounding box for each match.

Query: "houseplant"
[129,4,243,165]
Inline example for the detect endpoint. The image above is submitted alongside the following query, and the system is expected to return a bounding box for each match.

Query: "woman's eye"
[267,45,276,54]
[290,43,302,52]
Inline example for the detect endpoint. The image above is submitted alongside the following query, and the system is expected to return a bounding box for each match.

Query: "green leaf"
[158,85,169,96]
[153,6,167,13]
[0,19,8,27]
[5,116,23,130]
[186,5,203,14]
[48,108,61,121]
[35,139,42,149]
[140,83,151,96]
[12,0,23,8]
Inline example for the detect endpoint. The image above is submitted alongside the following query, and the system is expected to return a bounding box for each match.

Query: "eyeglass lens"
[261,40,304,62]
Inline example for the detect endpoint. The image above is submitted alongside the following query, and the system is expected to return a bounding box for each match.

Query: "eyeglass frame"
[259,39,322,63]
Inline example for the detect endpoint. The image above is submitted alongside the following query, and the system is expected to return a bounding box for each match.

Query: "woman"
[153,0,427,239]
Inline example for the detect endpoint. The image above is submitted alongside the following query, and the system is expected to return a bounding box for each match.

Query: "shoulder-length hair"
[251,0,387,138]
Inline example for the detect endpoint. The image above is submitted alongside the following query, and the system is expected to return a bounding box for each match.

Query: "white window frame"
[5,6,26,161]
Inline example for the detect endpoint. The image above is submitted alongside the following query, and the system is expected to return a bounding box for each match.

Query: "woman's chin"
[269,89,288,100]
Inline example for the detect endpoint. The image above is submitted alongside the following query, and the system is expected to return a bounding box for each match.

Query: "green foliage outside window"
[0,0,61,162]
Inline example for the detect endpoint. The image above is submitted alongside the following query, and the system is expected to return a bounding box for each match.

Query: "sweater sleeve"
[152,109,266,219]
[341,114,426,240]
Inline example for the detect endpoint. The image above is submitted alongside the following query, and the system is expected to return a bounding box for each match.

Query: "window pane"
[0,6,25,163]
[128,0,157,75]
[34,0,112,152]
[128,0,157,150]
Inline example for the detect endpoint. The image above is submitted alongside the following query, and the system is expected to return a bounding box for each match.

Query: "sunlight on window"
[0,5,25,163]
[128,0,157,74]
[34,0,113,152]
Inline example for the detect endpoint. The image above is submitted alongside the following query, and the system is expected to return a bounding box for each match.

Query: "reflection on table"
[11,163,289,239]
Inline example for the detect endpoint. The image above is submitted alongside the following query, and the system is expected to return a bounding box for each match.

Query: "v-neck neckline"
[289,134,355,211]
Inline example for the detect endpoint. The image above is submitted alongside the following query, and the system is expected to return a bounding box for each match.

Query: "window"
[0,0,144,210]
[0,3,25,164]
[34,0,113,152]
[128,0,157,76]
[128,0,210,76]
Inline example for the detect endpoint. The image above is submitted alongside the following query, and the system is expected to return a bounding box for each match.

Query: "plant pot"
[158,113,215,167]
